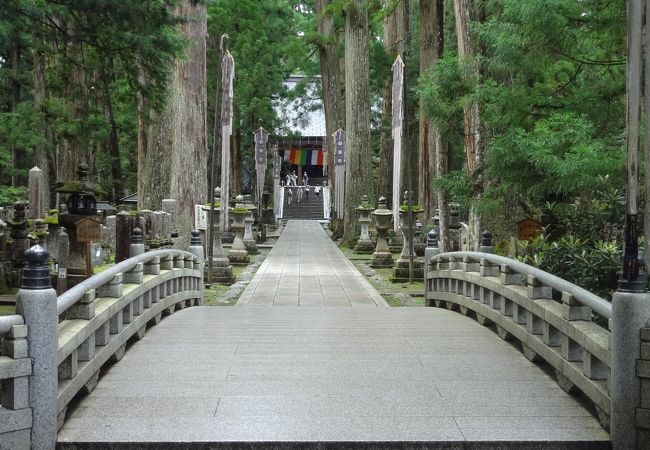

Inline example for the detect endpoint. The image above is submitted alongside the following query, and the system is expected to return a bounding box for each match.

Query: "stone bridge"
[1,220,649,449]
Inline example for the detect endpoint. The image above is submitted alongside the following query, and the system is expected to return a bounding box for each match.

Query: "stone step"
[58,439,612,449]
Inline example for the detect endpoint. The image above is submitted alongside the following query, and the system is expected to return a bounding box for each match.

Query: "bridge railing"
[0,229,204,449]
[425,251,612,429]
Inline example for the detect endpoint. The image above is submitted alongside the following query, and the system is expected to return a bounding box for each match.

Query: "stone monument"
[203,188,235,284]
[354,195,375,254]
[228,195,250,265]
[370,196,394,268]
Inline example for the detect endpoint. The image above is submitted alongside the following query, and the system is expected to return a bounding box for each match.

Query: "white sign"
[194,205,208,231]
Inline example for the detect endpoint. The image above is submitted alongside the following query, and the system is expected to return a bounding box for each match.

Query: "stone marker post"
[29,166,44,219]
[115,211,132,263]
[56,228,69,296]
[16,245,58,449]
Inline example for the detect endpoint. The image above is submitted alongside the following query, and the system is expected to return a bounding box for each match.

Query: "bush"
[519,234,620,301]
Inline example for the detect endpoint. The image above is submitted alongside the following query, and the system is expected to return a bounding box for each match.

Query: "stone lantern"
[8,201,30,287]
[228,195,250,265]
[55,163,105,287]
[370,196,394,268]
[242,195,258,254]
[392,193,425,282]
[354,195,374,254]
[202,187,235,284]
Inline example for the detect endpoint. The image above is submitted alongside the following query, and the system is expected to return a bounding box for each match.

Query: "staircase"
[282,185,325,220]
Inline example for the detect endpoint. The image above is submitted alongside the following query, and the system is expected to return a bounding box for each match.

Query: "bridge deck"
[58,221,609,446]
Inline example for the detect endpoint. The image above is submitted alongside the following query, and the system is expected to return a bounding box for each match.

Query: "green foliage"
[0,186,27,206]
[412,0,629,276]
[0,0,184,198]
[489,112,624,202]
[208,0,314,161]
[519,235,620,301]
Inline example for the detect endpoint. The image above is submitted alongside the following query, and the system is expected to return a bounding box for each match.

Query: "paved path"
[237,220,386,306]
[58,220,609,446]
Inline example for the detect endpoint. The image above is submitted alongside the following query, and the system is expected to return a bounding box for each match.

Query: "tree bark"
[232,119,242,197]
[100,61,125,202]
[10,31,21,187]
[32,49,52,213]
[380,0,409,209]
[343,1,372,243]
[418,0,444,229]
[454,0,484,250]
[142,0,208,247]
[315,0,346,237]
[137,68,149,208]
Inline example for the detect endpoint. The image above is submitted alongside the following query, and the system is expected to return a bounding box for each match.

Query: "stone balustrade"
[0,230,204,449]
[425,251,612,429]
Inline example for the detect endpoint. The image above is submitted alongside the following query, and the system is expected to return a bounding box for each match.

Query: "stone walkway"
[237,220,386,307]
[58,220,610,447]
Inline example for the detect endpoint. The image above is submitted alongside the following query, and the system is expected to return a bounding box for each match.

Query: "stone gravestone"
[101,215,117,255]
[28,166,45,219]
[115,211,132,263]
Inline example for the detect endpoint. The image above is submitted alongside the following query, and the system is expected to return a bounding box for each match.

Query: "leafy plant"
[519,234,620,301]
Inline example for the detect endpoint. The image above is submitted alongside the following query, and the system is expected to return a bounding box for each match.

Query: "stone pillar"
[56,228,69,296]
[611,289,650,449]
[15,245,58,449]
[29,166,44,219]
[115,211,132,263]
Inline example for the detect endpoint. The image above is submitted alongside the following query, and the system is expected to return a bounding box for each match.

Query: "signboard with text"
[517,218,542,241]
[76,217,102,242]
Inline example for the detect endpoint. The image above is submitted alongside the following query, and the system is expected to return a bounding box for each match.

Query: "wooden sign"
[76,217,102,242]
[517,218,542,241]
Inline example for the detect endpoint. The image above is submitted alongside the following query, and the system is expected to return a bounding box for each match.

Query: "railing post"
[188,229,205,305]
[129,227,145,258]
[15,245,57,449]
[611,288,650,449]
[423,229,439,275]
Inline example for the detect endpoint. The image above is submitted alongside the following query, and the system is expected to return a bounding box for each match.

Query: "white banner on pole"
[333,129,345,220]
[220,50,235,231]
[391,54,404,231]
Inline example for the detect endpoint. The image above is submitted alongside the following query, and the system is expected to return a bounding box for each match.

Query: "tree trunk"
[143,0,208,247]
[454,0,484,250]
[32,49,52,213]
[232,120,242,197]
[343,1,372,244]
[380,0,409,210]
[100,61,125,202]
[10,32,21,187]
[418,0,444,229]
[316,0,345,237]
[137,68,149,208]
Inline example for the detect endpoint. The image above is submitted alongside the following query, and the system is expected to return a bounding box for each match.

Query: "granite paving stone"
[58,220,609,445]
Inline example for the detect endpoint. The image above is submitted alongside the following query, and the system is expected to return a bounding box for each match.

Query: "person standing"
[314,185,321,200]
[286,188,293,205]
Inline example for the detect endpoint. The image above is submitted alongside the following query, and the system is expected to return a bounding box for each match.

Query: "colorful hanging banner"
[287,148,325,166]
